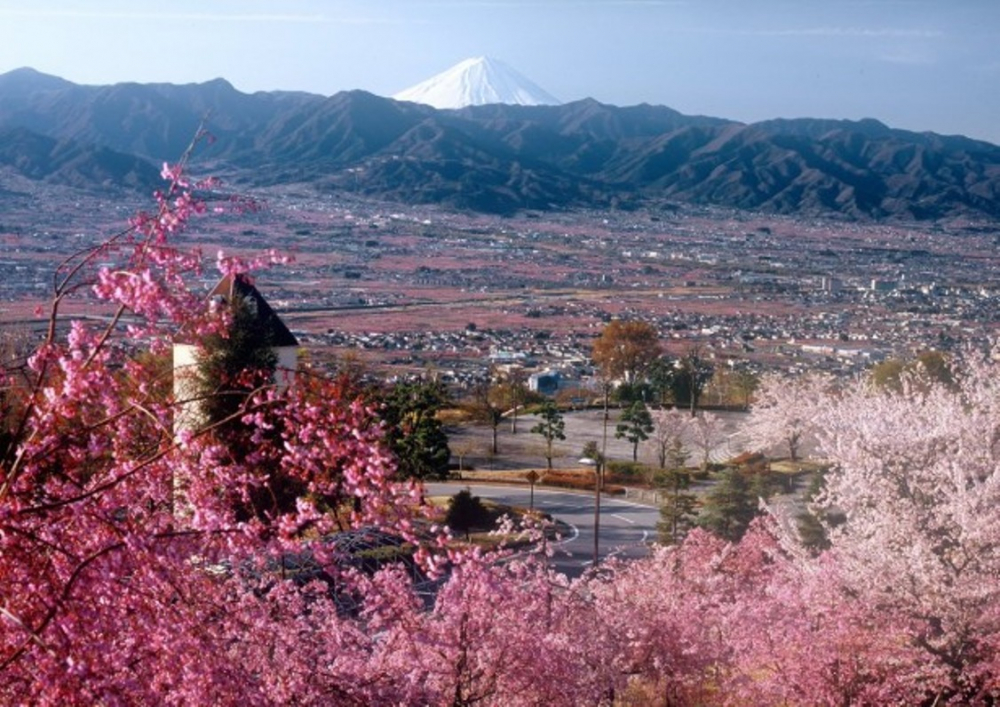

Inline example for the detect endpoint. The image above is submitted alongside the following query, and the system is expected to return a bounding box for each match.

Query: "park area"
[446,407,752,474]
[441,404,824,543]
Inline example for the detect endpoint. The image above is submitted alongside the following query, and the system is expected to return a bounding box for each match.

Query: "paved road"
[428,482,660,578]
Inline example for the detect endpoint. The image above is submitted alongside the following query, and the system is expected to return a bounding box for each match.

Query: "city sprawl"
[3,178,997,387]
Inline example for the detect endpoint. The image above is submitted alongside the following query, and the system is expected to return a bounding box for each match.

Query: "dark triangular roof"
[209,273,299,347]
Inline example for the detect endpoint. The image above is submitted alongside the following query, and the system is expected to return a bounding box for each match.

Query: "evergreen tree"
[445,489,491,540]
[672,350,714,416]
[378,379,451,480]
[656,439,697,545]
[615,400,653,462]
[646,355,677,406]
[612,381,653,406]
[696,468,757,542]
[530,402,565,470]
[196,295,279,436]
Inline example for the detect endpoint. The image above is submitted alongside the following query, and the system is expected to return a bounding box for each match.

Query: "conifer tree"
[656,439,697,544]
[615,400,654,462]
[195,293,279,436]
[377,379,451,480]
[696,468,757,541]
[531,401,565,470]
[445,489,491,540]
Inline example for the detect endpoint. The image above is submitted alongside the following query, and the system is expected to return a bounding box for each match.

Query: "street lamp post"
[594,406,609,565]
[593,457,602,565]
[525,470,539,511]
[581,437,605,565]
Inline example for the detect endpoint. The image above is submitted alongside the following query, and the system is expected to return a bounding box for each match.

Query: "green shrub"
[606,460,645,478]
[445,489,492,539]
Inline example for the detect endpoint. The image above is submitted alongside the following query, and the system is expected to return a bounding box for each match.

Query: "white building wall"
[173,343,202,436]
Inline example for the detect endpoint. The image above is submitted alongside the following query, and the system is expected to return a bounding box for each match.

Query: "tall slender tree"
[672,348,714,416]
[615,400,654,462]
[656,439,697,544]
[503,367,528,434]
[468,375,504,455]
[530,401,565,470]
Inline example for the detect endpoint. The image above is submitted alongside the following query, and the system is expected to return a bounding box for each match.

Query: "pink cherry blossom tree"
[742,372,832,461]
[808,357,1000,702]
[647,407,689,470]
[688,409,726,471]
[0,144,430,704]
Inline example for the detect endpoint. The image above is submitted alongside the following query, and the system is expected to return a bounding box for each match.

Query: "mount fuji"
[392,56,561,109]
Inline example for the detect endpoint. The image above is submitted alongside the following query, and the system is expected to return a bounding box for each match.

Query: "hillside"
[1,67,999,220]
[0,125,159,190]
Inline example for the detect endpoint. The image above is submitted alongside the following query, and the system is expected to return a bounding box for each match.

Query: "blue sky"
[1,0,998,144]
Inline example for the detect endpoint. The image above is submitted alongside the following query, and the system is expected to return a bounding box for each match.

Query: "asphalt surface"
[428,482,661,578]
[448,408,753,473]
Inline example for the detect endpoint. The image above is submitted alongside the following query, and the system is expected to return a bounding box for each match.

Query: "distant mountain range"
[1,66,999,221]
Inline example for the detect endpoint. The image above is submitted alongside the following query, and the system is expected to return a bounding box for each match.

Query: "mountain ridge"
[1,67,999,221]
[0,124,159,190]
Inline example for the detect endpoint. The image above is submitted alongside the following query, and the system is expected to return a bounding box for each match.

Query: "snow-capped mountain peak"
[392,56,560,109]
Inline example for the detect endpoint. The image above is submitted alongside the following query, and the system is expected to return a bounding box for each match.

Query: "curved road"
[428,482,660,577]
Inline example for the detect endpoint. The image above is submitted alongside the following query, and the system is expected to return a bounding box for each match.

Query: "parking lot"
[446,407,752,473]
